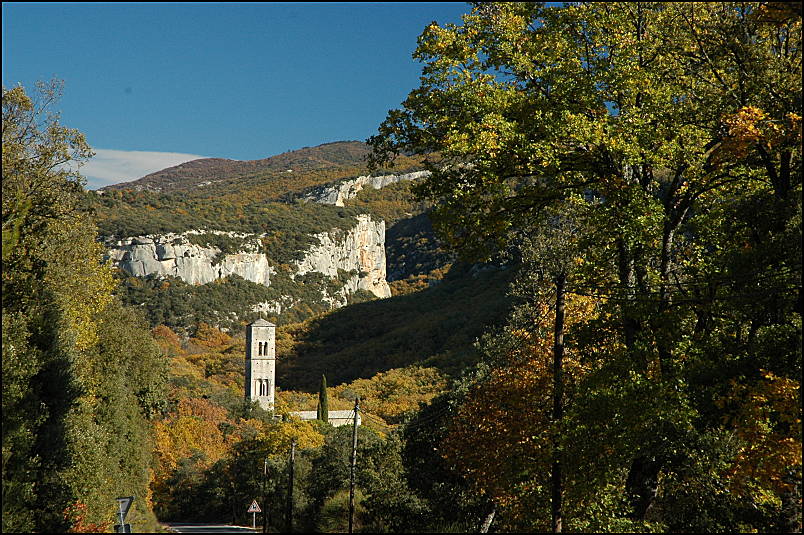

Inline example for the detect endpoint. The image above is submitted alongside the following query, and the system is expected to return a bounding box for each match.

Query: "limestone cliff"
[105,215,390,313]
[294,214,391,302]
[105,231,273,286]
[302,170,430,206]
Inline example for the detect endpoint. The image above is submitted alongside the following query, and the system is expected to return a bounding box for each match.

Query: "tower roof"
[249,318,275,327]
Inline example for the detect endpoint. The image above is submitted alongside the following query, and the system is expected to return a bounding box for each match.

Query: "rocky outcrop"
[302,170,430,206]
[294,214,391,300]
[105,231,273,285]
[105,216,391,309]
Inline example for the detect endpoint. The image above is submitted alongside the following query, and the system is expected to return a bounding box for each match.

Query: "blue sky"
[2,2,469,189]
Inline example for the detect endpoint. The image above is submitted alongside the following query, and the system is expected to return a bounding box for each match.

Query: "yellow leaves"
[725,106,767,150]
[257,418,324,453]
[785,111,803,144]
[2,85,34,115]
[717,106,801,164]
[332,367,447,424]
[44,219,116,352]
[716,371,802,497]
[153,414,227,473]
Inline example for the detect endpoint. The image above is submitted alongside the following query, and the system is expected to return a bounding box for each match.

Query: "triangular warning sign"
[115,496,134,520]
[247,499,261,513]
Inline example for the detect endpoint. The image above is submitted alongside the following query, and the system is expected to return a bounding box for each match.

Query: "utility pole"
[263,458,268,534]
[348,397,360,534]
[286,438,295,533]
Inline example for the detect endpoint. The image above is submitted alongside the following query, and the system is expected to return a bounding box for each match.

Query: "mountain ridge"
[101,140,372,193]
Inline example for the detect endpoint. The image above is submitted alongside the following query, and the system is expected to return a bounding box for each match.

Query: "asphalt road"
[164,523,260,533]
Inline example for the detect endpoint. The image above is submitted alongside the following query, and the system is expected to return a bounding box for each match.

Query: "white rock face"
[303,170,430,206]
[105,217,391,310]
[294,214,391,299]
[251,301,284,316]
[106,231,274,286]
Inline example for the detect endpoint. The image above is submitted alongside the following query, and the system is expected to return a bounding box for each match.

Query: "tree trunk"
[780,468,802,533]
[656,224,675,376]
[625,456,662,521]
[617,238,641,353]
[552,272,566,533]
[480,504,496,533]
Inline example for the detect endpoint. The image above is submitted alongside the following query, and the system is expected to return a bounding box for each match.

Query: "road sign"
[116,496,134,520]
[247,499,262,513]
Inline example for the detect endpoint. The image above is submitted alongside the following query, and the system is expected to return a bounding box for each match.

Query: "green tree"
[400,391,491,532]
[319,375,330,424]
[304,424,420,531]
[2,80,167,532]
[3,79,95,532]
[370,2,801,530]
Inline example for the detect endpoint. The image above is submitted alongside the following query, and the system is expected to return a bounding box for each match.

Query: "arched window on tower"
[259,380,265,396]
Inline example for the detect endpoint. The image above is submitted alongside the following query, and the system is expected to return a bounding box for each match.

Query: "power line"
[566,285,801,304]
[360,412,394,430]
[563,264,801,296]
[399,405,454,430]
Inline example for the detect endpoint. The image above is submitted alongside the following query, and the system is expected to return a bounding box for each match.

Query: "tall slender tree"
[319,375,329,424]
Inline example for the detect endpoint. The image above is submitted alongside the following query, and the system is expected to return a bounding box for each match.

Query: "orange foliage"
[190,322,233,351]
[177,397,229,423]
[152,324,182,354]
[716,370,802,499]
[717,106,801,162]
[63,502,111,533]
[153,397,234,478]
[441,294,598,520]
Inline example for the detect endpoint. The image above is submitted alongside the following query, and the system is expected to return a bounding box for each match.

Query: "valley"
[3,3,800,532]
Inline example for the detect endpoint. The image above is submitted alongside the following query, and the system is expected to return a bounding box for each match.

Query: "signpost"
[114,496,134,533]
[247,499,262,529]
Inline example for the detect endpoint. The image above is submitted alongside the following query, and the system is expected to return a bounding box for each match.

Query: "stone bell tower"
[245,318,276,411]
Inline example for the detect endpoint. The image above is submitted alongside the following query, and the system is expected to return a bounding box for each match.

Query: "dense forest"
[3,2,801,533]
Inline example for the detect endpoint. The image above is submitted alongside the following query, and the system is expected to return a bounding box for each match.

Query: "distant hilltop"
[100,140,372,193]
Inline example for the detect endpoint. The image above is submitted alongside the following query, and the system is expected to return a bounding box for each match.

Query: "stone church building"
[245,319,360,427]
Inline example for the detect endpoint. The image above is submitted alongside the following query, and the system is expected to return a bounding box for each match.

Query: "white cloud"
[79,148,211,190]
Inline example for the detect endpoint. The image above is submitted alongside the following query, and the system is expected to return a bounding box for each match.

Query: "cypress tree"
[318,375,329,423]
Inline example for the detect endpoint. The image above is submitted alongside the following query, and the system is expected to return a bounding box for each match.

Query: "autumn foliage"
[63,502,111,533]
[442,295,598,527]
